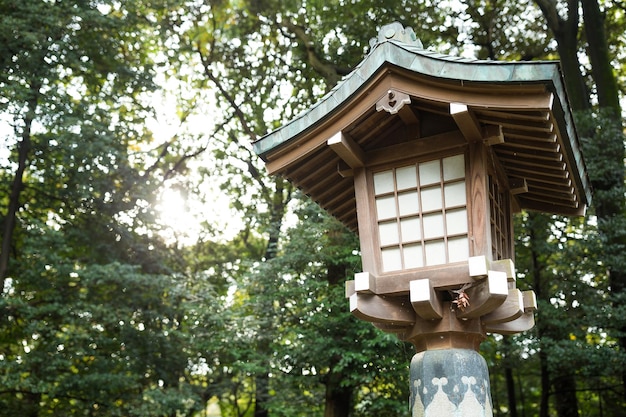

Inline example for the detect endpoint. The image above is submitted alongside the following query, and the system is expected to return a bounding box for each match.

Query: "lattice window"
[373,154,469,273]
[489,175,512,260]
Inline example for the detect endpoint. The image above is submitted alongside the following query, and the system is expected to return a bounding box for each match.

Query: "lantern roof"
[253,22,591,231]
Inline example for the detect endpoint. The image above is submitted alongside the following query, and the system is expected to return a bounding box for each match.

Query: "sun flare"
[156,187,199,242]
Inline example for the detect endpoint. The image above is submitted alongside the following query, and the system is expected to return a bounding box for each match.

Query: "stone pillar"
[404,302,493,417]
[410,349,493,417]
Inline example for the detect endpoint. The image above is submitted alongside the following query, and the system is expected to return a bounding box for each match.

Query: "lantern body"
[355,141,515,289]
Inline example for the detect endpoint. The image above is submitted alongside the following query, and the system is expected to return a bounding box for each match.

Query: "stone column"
[410,349,493,417]
[404,302,493,417]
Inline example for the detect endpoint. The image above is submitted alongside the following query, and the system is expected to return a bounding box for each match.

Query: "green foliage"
[2,0,626,416]
[248,200,412,416]
[0,225,196,415]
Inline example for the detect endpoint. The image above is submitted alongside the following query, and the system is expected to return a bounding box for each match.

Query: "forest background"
[1,0,626,416]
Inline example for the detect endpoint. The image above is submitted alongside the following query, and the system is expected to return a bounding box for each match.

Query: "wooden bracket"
[485,311,535,335]
[509,177,529,195]
[483,124,504,145]
[410,279,444,320]
[468,255,490,278]
[376,90,411,115]
[349,293,416,324]
[469,256,516,282]
[354,272,377,294]
[373,322,412,334]
[522,290,538,311]
[327,131,365,168]
[482,289,538,334]
[455,270,509,319]
[482,288,524,325]
[490,259,516,282]
[398,105,419,126]
[450,102,482,142]
[345,279,355,298]
[336,161,354,178]
[451,104,505,145]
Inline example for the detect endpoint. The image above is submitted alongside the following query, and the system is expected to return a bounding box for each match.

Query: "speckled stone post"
[410,349,493,417]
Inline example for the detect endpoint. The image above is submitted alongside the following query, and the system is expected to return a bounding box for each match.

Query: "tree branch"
[0,83,39,285]
[281,20,351,89]
[195,45,259,142]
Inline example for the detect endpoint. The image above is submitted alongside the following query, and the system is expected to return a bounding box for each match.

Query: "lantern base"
[404,301,486,352]
[410,349,493,417]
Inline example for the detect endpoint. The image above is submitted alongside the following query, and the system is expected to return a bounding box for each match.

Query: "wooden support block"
[483,124,504,145]
[398,105,419,126]
[456,270,509,319]
[522,290,537,311]
[374,322,412,334]
[345,280,355,298]
[490,259,516,281]
[485,311,535,335]
[410,279,443,320]
[450,102,482,142]
[509,177,528,195]
[468,255,489,278]
[355,272,376,293]
[482,289,524,325]
[337,161,354,178]
[349,293,416,324]
[327,131,365,168]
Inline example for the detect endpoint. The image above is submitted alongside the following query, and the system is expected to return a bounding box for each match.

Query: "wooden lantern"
[253,22,591,352]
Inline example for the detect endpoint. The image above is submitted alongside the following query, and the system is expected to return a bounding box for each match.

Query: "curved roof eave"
[255,39,561,156]
[253,32,591,209]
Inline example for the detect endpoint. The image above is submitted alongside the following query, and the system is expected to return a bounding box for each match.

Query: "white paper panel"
[424,240,446,266]
[419,160,440,185]
[443,154,465,180]
[381,247,402,272]
[444,181,466,207]
[446,208,468,235]
[375,196,397,220]
[400,217,421,241]
[373,170,394,195]
[448,237,469,263]
[423,213,444,239]
[396,165,418,190]
[404,244,424,269]
[379,221,399,246]
[398,191,420,216]
[421,187,442,211]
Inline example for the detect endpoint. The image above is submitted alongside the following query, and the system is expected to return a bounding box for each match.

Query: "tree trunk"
[527,213,580,417]
[323,232,356,417]
[533,0,590,111]
[581,0,621,112]
[581,0,626,400]
[538,0,626,405]
[324,379,352,417]
[505,365,518,417]
[539,351,550,417]
[254,180,290,417]
[553,374,580,417]
[0,85,38,286]
[502,336,519,417]
[254,367,270,417]
[528,213,550,417]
